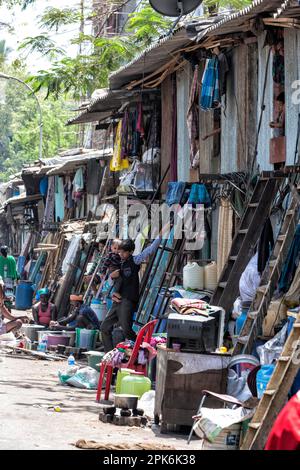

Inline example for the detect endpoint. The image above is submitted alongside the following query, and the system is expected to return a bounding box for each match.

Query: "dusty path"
[0,355,202,450]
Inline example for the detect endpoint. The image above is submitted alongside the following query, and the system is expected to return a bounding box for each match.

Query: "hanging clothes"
[73,168,84,192]
[200,57,220,110]
[258,218,274,274]
[166,182,186,206]
[217,198,233,280]
[279,225,300,293]
[136,102,145,138]
[86,159,103,195]
[39,176,48,199]
[272,51,285,86]
[110,120,129,172]
[188,184,211,207]
[65,176,74,209]
[187,65,200,166]
[217,52,229,96]
[42,176,55,235]
[55,176,65,222]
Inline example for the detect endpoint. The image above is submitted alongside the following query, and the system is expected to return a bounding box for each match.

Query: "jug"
[120,371,151,398]
[183,262,204,290]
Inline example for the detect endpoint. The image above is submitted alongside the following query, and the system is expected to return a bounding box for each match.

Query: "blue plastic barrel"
[256,365,276,398]
[15,281,34,310]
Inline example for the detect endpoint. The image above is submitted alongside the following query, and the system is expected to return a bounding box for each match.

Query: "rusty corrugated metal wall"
[285,29,300,166]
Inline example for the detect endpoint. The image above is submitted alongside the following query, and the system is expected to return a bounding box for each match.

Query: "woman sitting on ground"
[32,288,57,327]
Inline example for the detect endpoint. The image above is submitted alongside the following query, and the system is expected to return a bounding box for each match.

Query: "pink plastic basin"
[47,334,70,348]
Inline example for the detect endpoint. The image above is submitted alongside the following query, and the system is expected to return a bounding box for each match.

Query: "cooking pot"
[114,394,139,410]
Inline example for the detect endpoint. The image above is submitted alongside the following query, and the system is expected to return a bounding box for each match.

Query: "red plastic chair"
[96,319,158,402]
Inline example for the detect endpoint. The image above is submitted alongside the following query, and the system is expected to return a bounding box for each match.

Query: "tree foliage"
[0,65,78,182]
[39,7,82,32]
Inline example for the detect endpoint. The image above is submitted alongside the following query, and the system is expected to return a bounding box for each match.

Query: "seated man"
[32,288,57,327]
[0,277,28,335]
[50,294,100,331]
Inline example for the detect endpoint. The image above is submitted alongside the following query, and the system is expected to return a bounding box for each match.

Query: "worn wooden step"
[278,356,290,362]
[238,229,248,234]
[264,389,276,396]
[248,423,261,430]
[286,210,295,216]
[248,311,259,320]
[229,256,238,261]
[237,336,249,345]
[248,203,259,208]
[219,282,227,289]
[277,235,285,242]
[257,285,268,294]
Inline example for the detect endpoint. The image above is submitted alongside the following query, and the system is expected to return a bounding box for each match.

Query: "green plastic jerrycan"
[120,371,151,398]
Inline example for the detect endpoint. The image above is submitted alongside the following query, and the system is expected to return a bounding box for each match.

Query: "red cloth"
[265,392,300,450]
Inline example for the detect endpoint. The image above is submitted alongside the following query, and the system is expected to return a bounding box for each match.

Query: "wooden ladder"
[241,313,300,450]
[233,184,300,355]
[211,177,281,315]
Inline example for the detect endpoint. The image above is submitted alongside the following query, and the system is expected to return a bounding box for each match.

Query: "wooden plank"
[161,75,174,195]
[241,313,300,450]
[234,188,300,355]
[211,178,279,313]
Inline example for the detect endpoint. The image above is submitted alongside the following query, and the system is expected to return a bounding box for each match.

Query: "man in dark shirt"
[50,294,100,331]
[100,236,161,352]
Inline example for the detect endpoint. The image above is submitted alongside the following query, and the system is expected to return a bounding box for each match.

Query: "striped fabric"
[200,57,220,110]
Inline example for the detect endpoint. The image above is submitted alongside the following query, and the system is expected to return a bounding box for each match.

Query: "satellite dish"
[149,0,203,18]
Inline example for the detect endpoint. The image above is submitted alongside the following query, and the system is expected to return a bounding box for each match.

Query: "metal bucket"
[21,325,45,342]
[228,355,260,377]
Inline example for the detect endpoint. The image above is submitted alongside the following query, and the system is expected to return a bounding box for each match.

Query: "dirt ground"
[0,353,203,451]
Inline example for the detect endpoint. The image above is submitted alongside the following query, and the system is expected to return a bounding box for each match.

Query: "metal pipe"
[0,72,43,161]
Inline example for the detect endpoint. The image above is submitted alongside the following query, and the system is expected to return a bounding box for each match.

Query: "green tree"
[0,65,78,182]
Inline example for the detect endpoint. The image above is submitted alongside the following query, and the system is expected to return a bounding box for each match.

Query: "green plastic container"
[116,368,135,394]
[120,372,151,398]
[75,328,98,350]
[85,351,105,372]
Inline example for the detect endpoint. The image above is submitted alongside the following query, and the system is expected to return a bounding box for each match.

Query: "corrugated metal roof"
[108,19,222,90]
[197,0,298,39]
[67,89,136,126]
[4,193,42,207]
[46,148,113,176]
[22,148,113,177]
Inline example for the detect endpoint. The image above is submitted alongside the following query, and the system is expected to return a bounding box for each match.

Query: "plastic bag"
[66,366,100,389]
[58,365,80,385]
[142,148,160,165]
[239,254,261,302]
[232,297,242,320]
[138,390,155,420]
[257,323,288,365]
[133,162,159,191]
[227,369,252,402]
